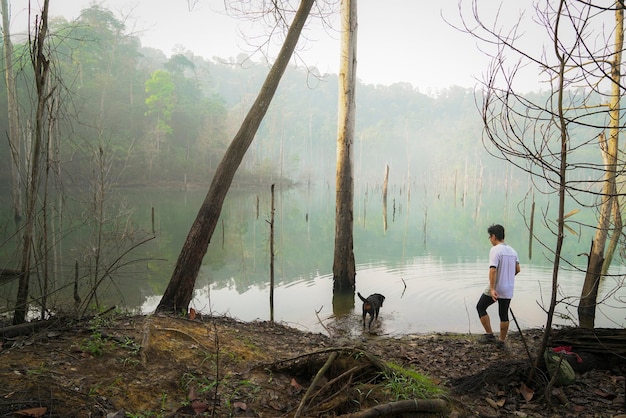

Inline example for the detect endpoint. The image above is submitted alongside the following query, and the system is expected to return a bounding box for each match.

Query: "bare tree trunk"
[578,2,623,329]
[155,0,315,314]
[600,1,625,277]
[382,164,389,233]
[332,0,357,293]
[14,0,52,324]
[1,0,23,225]
[531,0,569,381]
[528,197,535,260]
[269,184,275,322]
[602,2,625,277]
[602,198,622,276]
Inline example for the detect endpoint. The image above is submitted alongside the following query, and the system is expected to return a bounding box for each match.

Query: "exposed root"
[337,399,448,417]
[259,346,447,416]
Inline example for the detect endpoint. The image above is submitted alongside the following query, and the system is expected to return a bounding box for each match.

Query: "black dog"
[357,292,385,329]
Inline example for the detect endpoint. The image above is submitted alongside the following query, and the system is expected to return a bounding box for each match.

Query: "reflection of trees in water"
[0,182,597,316]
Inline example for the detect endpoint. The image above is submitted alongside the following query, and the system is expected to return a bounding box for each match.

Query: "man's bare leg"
[499,320,509,342]
[480,315,493,334]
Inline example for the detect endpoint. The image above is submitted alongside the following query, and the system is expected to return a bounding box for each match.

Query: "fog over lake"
[1,181,624,335]
[119,184,626,335]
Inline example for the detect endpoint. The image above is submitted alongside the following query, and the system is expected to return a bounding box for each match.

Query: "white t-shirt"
[484,243,519,299]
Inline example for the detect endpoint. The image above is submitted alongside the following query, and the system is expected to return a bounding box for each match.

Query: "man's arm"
[489,266,497,300]
[515,262,521,275]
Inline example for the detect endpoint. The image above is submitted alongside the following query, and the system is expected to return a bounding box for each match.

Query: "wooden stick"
[294,351,338,418]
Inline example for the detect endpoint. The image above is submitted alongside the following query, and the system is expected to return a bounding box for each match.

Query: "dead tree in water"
[333,0,357,293]
[382,164,389,232]
[156,0,316,314]
[269,184,276,322]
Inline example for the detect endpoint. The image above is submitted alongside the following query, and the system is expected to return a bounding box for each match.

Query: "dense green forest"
[0,4,514,192]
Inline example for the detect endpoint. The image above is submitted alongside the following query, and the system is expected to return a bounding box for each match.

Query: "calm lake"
[1,181,625,335]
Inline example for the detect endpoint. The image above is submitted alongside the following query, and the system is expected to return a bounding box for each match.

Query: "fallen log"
[0,319,60,339]
[337,399,448,417]
[551,327,626,356]
[550,327,626,372]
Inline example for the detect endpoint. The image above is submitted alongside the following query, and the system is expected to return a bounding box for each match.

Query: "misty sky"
[9,1,540,93]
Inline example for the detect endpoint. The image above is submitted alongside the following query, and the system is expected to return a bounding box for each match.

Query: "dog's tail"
[357,292,367,303]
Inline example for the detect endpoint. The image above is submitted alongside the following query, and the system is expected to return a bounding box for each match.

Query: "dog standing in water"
[357,292,385,329]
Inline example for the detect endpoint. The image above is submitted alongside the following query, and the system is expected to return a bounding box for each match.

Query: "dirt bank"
[0,314,624,417]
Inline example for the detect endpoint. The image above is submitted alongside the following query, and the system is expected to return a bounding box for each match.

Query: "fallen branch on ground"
[337,399,448,417]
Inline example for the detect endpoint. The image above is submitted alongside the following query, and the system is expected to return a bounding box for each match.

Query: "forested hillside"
[0,5,517,191]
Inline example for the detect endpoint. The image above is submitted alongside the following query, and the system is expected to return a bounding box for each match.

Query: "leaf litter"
[0,313,624,417]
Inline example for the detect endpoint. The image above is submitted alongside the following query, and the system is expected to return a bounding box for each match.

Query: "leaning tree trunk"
[332,0,357,293]
[155,0,315,314]
[578,2,622,329]
[1,0,23,225]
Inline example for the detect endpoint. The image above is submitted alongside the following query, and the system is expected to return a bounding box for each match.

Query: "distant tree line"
[0,3,539,192]
[1,4,611,195]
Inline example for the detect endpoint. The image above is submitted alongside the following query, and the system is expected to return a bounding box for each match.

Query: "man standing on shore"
[476,224,520,346]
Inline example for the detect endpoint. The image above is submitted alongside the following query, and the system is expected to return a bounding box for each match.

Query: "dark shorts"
[476,293,511,322]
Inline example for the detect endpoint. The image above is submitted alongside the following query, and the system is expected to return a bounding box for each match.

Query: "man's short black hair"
[488,224,505,241]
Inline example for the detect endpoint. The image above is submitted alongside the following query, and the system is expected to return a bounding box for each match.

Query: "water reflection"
[332,291,356,317]
[141,257,626,336]
[2,185,625,333]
